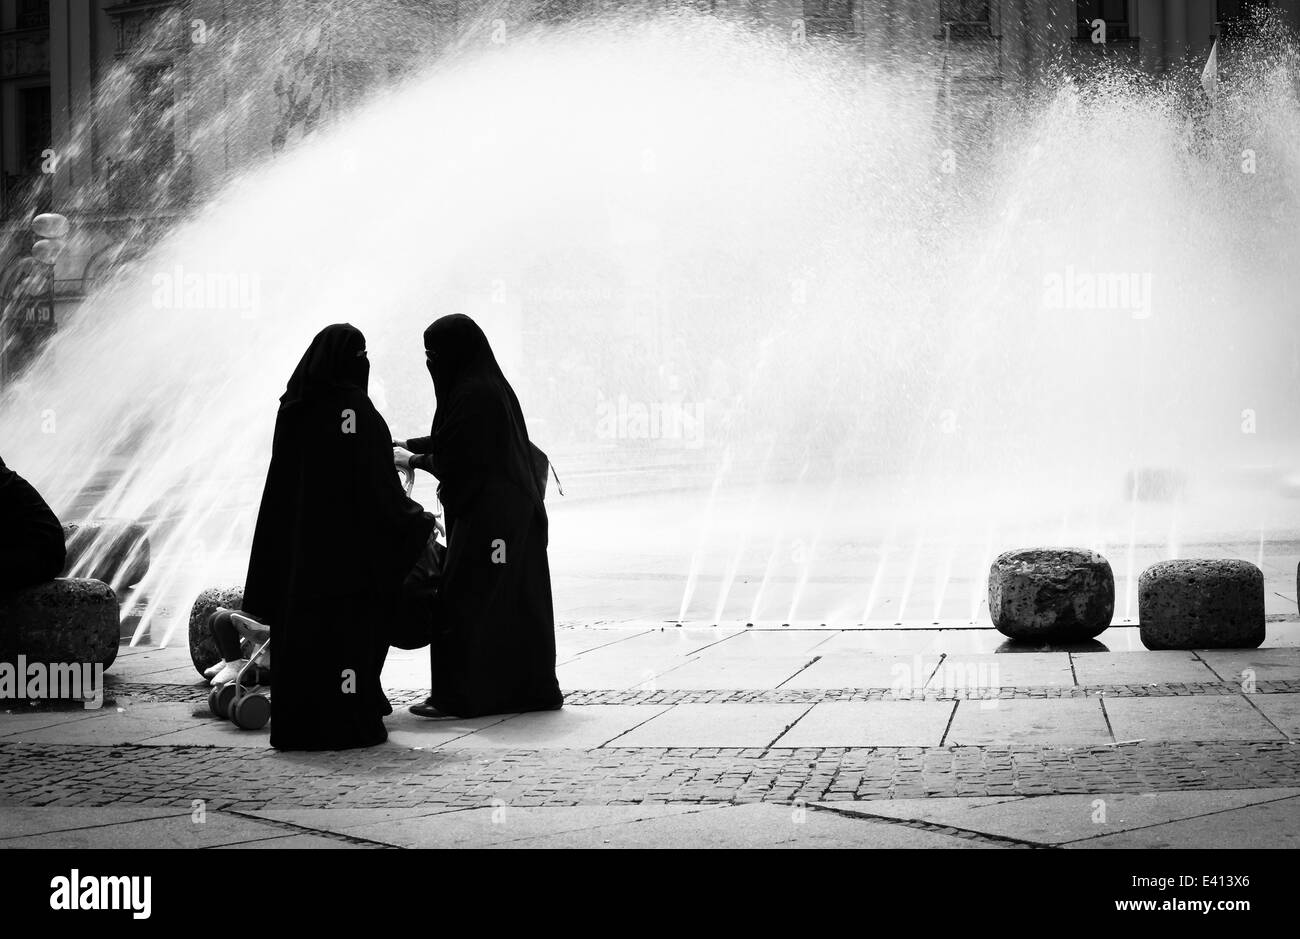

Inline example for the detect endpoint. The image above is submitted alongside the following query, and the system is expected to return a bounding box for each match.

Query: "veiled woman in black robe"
[397,314,563,718]
[244,324,434,750]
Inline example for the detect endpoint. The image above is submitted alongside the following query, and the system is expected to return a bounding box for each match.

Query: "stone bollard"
[989,548,1114,643]
[1139,559,1265,650]
[62,520,150,590]
[188,585,244,678]
[0,578,119,670]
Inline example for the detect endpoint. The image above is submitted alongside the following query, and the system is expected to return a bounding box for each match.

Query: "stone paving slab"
[338,804,731,848]
[1200,648,1300,684]
[813,796,1025,825]
[821,788,1300,846]
[379,656,429,689]
[482,803,988,849]
[0,811,292,849]
[706,631,838,655]
[1070,651,1219,686]
[773,701,955,748]
[141,714,271,748]
[0,703,199,746]
[1241,692,1300,740]
[608,628,741,657]
[0,708,103,738]
[128,665,204,685]
[249,806,469,832]
[653,655,816,690]
[556,653,697,691]
[0,806,192,840]
[210,832,375,849]
[438,705,671,751]
[337,802,986,849]
[555,628,655,664]
[1103,695,1285,743]
[944,698,1112,747]
[779,653,936,690]
[554,630,790,690]
[811,631,1002,655]
[382,710,516,750]
[108,647,189,681]
[607,703,812,748]
[928,653,1075,690]
[1067,795,1300,849]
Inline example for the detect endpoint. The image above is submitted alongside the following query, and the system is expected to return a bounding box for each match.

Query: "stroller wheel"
[232,693,271,731]
[207,687,224,718]
[214,683,240,721]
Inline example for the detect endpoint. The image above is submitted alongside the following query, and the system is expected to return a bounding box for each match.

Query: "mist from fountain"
[1,8,1298,641]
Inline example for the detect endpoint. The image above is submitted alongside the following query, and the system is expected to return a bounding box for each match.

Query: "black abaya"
[407,314,562,717]
[243,324,434,750]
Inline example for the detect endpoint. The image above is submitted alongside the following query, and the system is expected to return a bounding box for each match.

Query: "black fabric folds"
[242,324,434,750]
[408,314,562,717]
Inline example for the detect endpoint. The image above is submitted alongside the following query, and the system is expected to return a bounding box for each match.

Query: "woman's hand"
[391,438,408,449]
[393,446,415,470]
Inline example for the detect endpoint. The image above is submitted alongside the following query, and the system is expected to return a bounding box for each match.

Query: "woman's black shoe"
[410,698,457,719]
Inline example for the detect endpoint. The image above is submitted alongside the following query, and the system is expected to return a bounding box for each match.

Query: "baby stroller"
[207,611,272,730]
[207,466,430,731]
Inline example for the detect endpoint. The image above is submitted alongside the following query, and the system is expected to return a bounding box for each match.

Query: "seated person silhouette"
[0,454,66,596]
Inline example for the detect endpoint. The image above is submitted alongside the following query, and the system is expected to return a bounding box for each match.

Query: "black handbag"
[389,534,446,651]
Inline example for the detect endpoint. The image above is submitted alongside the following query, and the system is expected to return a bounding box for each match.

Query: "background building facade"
[0,0,1296,386]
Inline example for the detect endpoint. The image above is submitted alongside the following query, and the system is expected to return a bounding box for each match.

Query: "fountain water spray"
[2,8,1298,636]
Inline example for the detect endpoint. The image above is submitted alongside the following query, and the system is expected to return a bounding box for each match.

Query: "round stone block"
[62,519,150,589]
[1139,559,1264,650]
[989,548,1114,643]
[188,585,244,677]
[0,578,119,669]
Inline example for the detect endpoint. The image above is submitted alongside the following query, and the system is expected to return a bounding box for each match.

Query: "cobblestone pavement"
[3,738,1298,811]
[76,678,1300,708]
[7,635,1299,840]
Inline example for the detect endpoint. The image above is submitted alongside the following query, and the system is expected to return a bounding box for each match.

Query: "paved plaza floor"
[3,621,1300,849]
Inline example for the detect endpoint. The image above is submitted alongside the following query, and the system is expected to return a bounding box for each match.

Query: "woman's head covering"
[423,314,543,505]
[422,314,488,401]
[280,323,369,408]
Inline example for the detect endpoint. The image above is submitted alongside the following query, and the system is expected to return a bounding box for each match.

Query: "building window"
[939,0,992,41]
[19,84,51,173]
[804,0,857,38]
[1076,1,1132,42]
[132,62,176,174]
[17,0,50,30]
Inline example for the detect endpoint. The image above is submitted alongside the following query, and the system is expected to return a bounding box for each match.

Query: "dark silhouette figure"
[402,314,562,718]
[243,324,434,750]
[0,455,66,596]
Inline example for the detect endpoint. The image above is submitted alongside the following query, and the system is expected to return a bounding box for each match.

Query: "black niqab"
[422,314,544,511]
[279,322,370,408]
